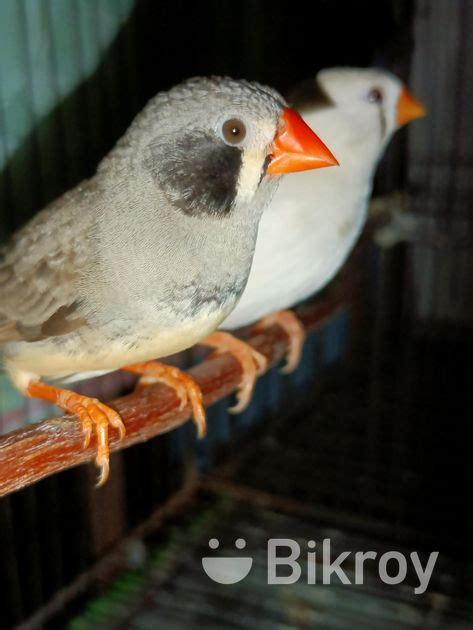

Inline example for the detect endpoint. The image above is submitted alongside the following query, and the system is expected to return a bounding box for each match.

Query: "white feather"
[222,68,402,329]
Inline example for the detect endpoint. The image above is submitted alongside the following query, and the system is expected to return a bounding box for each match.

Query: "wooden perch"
[0,295,344,497]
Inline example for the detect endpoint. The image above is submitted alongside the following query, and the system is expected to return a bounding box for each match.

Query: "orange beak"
[267,108,339,175]
[397,87,426,127]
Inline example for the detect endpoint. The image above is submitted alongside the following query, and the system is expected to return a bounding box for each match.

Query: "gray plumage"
[0,76,285,389]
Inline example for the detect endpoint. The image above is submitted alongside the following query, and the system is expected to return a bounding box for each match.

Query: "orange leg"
[254,310,305,374]
[200,331,267,414]
[123,362,206,438]
[26,381,126,486]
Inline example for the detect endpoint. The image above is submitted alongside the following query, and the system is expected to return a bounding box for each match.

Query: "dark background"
[1,0,472,627]
[0,0,414,235]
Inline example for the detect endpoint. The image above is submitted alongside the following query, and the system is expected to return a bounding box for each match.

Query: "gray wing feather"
[0,182,95,341]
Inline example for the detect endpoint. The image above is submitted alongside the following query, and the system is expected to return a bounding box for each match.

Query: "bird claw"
[26,381,126,487]
[69,396,126,486]
[200,331,267,414]
[254,309,305,374]
[127,362,206,438]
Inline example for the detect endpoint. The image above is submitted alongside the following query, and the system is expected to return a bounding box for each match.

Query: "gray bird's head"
[289,67,426,169]
[100,76,337,221]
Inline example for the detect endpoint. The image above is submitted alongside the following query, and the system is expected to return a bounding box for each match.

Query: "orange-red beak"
[397,87,426,127]
[267,108,339,175]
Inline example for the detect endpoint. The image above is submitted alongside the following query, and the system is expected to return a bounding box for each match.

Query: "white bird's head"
[289,67,426,173]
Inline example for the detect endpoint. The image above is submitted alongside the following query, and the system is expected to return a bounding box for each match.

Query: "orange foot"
[254,310,305,374]
[26,381,126,486]
[200,331,267,414]
[123,362,206,438]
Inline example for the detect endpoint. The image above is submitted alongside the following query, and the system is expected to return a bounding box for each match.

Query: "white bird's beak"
[397,87,426,127]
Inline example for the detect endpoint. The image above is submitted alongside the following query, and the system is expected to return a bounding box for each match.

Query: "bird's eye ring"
[222,118,246,145]
[367,87,383,104]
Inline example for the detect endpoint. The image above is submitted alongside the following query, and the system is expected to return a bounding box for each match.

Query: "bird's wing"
[0,186,94,343]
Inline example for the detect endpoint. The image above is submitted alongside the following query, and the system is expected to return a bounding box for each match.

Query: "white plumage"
[222,67,404,330]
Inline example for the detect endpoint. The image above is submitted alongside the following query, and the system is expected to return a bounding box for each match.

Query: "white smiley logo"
[202,538,253,584]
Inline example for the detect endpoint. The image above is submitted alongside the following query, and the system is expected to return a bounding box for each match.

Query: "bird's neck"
[302,110,385,180]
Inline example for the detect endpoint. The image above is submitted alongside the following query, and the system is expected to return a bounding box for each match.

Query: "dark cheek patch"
[144,131,242,217]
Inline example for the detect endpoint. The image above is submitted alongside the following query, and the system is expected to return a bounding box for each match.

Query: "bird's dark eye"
[222,118,246,144]
[367,87,383,104]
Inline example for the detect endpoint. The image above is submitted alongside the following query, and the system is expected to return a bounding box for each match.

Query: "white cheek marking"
[236,119,275,203]
[236,149,265,202]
